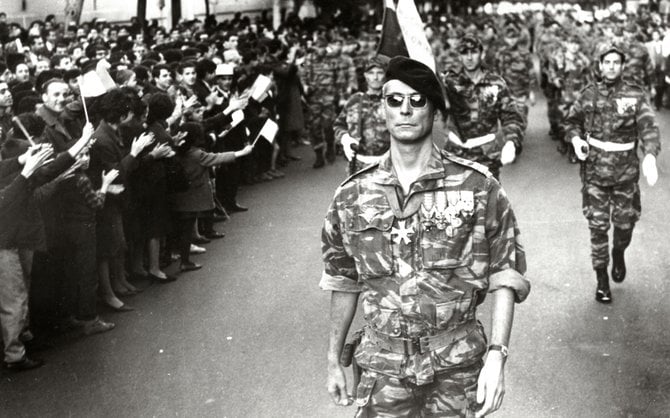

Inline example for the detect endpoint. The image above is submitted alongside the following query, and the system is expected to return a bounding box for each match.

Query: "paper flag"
[250,75,272,102]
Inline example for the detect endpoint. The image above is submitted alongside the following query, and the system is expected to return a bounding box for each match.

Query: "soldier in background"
[554,34,592,163]
[621,23,655,96]
[537,19,565,144]
[442,35,524,180]
[322,56,529,417]
[565,45,660,304]
[333,57,389,176]
[302,37,339,168]
[493,21,536,150]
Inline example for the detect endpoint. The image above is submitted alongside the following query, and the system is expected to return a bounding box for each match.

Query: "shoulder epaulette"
[441,150,492,178]
[339,162,380,186]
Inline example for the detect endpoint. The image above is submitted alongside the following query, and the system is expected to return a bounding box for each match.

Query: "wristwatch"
[488,344,509,358]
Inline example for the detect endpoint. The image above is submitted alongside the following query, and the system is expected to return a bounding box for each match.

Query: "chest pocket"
[419,214,475,269]
[345,207,395,277]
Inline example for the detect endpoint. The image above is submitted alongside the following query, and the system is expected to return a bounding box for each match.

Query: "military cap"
[504,22,521,37]
[457,35,483,53]
[597,43,626,63]
[384,56,447,116]
[364,55,387,72]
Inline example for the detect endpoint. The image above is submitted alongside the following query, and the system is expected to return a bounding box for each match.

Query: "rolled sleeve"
[485,178,530,303]
[488,268,530,303]
[319,271,362,293]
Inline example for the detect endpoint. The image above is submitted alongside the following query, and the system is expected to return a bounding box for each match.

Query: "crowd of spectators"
[1,2,669,372]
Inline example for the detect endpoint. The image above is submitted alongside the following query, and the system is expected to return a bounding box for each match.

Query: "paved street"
[1,97,669,417]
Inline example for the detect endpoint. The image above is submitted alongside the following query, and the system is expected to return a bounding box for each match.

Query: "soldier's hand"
[500,141,516,165]
[642,154,658,187]
[475,351,506,418]
[571,136,589,161]
[341,134,359,161]
[327,363,352,407]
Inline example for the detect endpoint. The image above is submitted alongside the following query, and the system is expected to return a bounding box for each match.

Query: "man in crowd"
[565,44,660,303]
[322,56,529,417]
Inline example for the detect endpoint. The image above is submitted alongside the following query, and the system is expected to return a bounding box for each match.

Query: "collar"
[35,104,62,126]
[374,144,446,188]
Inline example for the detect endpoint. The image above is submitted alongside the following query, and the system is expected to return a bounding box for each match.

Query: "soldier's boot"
[325,141,336,164]
[612,227,632,283]
[611,248,626,283]
[595,267,612,304]
[313,149,325,169]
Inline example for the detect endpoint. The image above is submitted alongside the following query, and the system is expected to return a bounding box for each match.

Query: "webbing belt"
[448,131,496,149]
[364,321,479,356]
[588,138,635,152]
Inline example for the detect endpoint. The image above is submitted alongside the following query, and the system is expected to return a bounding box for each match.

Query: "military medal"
[434,191,448,230]
[392,220,414,245]
[420,193,435,229]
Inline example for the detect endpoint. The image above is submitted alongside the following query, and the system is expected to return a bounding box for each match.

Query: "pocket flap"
[355,372,377,408]
[346,207,394,232]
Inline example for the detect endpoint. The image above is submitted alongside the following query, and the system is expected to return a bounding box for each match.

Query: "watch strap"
[488,344,509,357]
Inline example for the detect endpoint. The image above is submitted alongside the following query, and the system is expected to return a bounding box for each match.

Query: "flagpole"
[11,116,36,147]
[80,92,90,124]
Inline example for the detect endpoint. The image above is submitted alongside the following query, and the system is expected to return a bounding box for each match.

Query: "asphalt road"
[1,97,669,418]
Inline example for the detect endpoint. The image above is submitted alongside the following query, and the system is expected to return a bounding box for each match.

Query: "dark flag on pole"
[377,0,409,59]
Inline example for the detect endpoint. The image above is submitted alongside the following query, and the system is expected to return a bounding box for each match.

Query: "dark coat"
[0,152,75,250]
[169,148,236,213]
[274,62,305,132]
[35,104,83,152]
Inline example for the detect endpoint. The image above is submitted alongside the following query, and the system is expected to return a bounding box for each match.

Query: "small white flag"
[231,110,245,127]
[258,119,278,144]
[78,71,107,97]
[250,75,272,102]
[96,59,117,91]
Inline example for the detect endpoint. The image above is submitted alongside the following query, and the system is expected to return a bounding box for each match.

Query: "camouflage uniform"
[537,29,564,139]
[442,68,525,179]
[302,49,339,155]
[621,40,654,89]
[493,38,534,124]
[333,92,389,175]
[320,146,529,416]
[334,51,358,102]
[564,78,661,269]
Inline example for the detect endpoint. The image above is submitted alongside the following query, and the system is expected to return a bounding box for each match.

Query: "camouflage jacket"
[565,78,661,186]
[551,49,592,104]
[437,48,463,77]
[333,53,358,97]
[320,146,529,384]
[302,53,339,100]
[442,69,525,165]
[622,41,654,88]
[333,92,389,157]
[493,44,534,98]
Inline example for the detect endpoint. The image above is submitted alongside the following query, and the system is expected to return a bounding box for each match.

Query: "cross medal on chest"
[391,220,414,246]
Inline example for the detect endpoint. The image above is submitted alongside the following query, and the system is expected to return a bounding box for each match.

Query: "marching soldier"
[334,57,389,176]
[442,35,525,180]
[565,44,660,303]
[322,56,529,418]
[302,37,339,168]
[493,21,536,145]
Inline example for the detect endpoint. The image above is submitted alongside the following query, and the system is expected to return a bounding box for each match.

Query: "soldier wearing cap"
[493,21,536,136]
[565,44,660,304]
[550,34,592,162]
[442,35,525,180]
[621,23,655,95]
[322,56,529,417]
[334,56,389,176]
[302,36,339,168]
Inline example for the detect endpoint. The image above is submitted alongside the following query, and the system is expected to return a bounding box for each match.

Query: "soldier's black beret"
[385,56,446,116]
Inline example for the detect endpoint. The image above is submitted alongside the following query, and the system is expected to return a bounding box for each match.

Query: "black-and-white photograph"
[0,0,668,416]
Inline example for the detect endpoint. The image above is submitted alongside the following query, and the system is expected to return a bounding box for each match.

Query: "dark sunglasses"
[384,93,428,108]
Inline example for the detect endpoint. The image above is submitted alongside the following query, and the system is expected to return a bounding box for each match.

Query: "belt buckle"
[404,336,431,355]
[403,336,421,355]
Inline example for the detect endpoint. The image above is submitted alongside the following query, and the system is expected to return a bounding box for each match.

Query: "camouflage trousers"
[582,182,640,269]
[543,85,563,138]
[354,364,481,418]
[306,99,336,150]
